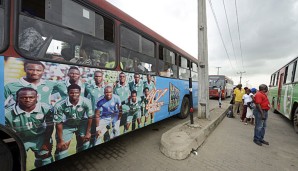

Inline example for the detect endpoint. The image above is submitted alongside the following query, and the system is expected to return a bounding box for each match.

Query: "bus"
[0,0,199,170]
[269,57,298,133]
[209,75,233,99]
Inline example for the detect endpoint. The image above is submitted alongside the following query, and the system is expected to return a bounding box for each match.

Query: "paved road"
[35,99,298,171]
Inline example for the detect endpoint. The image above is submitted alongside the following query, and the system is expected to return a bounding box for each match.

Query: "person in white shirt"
[242,89,254,124]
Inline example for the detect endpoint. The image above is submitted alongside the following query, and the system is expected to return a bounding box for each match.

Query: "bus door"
[277,73,284,110]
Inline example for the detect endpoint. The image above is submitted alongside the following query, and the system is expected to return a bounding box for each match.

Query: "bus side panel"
[153,77,189,122]
[0,56,4,125]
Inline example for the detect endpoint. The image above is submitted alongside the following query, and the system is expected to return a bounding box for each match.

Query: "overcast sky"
[106,0,298,88]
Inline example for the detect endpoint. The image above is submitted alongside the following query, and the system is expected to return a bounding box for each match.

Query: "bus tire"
[294,108,298,134]
[178,97,190,119]
[0,140,13,171]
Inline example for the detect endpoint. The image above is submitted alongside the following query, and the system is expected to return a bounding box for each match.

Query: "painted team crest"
[169,83,180,112]
[35,114,44,120]
[77,107,83,112]
[54,115,58,120]
[42,86,49,92]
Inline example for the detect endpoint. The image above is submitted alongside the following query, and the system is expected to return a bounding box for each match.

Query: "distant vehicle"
[268,57,298,133]
[209,75,234,99]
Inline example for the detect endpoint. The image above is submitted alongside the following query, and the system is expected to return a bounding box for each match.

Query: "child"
[242,88,253,124]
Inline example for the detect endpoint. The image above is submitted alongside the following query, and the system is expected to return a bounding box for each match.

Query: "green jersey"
[85,83,105,110]
[4,78,67,106]
[53,96,93,126]
[129,81,144,101]
[128,100,141,117]
[5,102,54,141]
[61,79,87,97]
[114,82,130,113]
[143,81,155,91]
[141,96,149,116]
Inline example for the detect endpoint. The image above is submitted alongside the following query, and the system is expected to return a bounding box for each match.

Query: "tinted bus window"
[18,0,115,68]
[286,63,294,83]
[192,62,198,81]
[179,56,190,80]
[0,0,4,51]
[120,26,155,74]
[158,46,178,78]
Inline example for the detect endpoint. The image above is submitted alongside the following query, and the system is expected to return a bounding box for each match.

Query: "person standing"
[253,84,270,146]
[5,87,54,167]
[95,86,122,142]
[217,86,222,108]
[4,60,66,107]
[54,84,93,160]
[232,84,245,118]
[113,72,131,133]
[242,89,253,124]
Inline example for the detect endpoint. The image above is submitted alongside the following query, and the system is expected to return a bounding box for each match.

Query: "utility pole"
[216,67,221,75]
[198,0,209,119]
[237,71,246,84]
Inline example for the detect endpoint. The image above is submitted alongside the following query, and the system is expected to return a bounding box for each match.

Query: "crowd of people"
[230,83,270,147]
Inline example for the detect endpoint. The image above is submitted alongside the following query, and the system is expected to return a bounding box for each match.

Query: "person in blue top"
[95,86,122,142]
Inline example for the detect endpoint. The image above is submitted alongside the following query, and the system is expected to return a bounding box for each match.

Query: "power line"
[222,0,237,66]
[208,0,235,72]
[234,0,244,70]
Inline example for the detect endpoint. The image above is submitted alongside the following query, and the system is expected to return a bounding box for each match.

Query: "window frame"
[119,25,156,74]
[15,0,116,69]
[157,45,178,78]
[178,55,190,80]
[0,0,10,53]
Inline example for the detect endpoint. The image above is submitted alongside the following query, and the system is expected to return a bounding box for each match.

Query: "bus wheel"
[0,140,13,171]
[294,109,298,134]
[178,97,190,119]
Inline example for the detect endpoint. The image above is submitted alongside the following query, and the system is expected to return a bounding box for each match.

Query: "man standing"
[143,74,156,91]
[54,84,93,160]
[253,84,270,146]
[232,84,245,118]
[113,72,130,132]
[62,66,87,97]
[129,73,144,102]
[95,86,122,142]
[4,60,66,107]
[126,90,142,131]
[85,71,106,147]
[5,87,54,167]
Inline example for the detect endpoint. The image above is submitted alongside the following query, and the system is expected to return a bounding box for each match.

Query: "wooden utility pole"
[198,0,209,119]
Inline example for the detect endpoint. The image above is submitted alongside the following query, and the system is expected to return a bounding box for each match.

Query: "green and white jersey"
[61,78,87,97]
[141,96,149,115]
[5,102,54,141]
[129,81,144,101]
[4,78,66,106]
[85,83,105,110]
[53,96,93,126]
[143,81,155,91]
[127,100,141,116]
[114,82,130,102]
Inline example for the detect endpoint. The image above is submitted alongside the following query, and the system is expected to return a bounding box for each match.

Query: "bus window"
[0,0,5,51]
[158,47,178,78]
[120,26,156,74]
[191,62,198,81]
[179,56,190,80]
[18,0,115,68]
[275,71,279,86]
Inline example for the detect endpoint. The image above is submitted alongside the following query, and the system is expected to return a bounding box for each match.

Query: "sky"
[106,0,298,88]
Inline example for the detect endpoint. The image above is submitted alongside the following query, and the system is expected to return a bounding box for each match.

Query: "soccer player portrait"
[95,86,122,143]
[54,84,93,160]
[4,60,66,107]
[113,72,131,132]
[61,66,87,97]
[143,74,156,91]
[129,73,144,102]
[126,90,142,131]
[5,87,54,167]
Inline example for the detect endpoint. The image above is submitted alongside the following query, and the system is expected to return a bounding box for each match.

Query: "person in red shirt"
[253,84,270,146]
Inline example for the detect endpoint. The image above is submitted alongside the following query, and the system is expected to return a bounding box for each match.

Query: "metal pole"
[198,0,209,119]
[189,77,194,124]
[216,67,221,75]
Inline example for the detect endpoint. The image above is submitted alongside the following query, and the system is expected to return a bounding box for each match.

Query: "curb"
[160,106,229,160]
